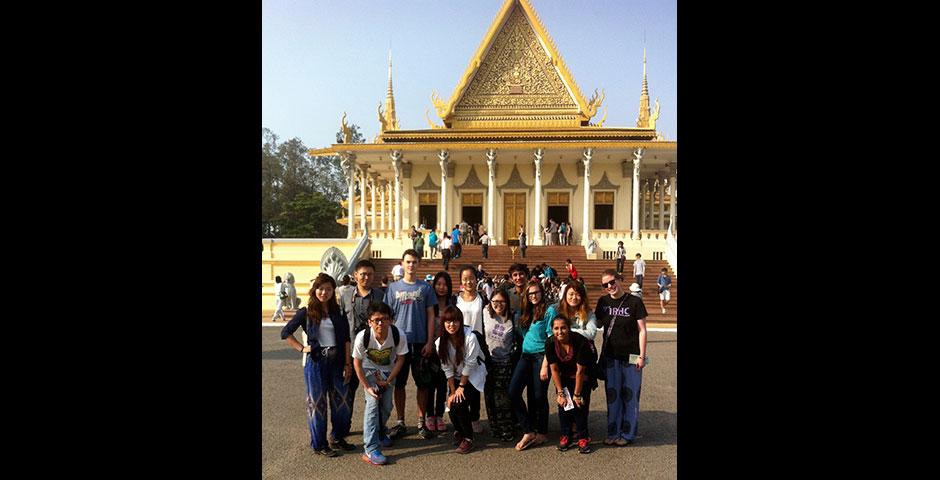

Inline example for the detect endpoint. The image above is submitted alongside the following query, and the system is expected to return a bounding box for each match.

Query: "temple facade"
[311,0,677,260]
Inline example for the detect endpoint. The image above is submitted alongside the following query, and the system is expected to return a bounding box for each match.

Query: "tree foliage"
[261,125,363,238]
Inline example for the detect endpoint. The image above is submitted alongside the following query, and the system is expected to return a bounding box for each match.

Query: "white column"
[658,176,665,230]
[486,149,496,244]
[341,153,357,239]
[631,148,643,240]
[370,173,378,232]
[390,151,402,239]
[581,148,593,246]
[385,182,391,231]
[646,179,654,230]
[379,180,386,232]
[533,148,543,246]
[438,149,449,234]
[358,164,368,235]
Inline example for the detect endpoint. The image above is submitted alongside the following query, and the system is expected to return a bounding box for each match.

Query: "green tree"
[261,124,364,238]
[275,192,346,238]
[262,128,283,237]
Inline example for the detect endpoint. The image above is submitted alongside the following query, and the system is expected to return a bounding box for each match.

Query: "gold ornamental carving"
[456,7,576,112]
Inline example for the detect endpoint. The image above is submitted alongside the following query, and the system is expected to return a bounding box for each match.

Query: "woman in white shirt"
[456,265,485,433]
[435,306,487,454]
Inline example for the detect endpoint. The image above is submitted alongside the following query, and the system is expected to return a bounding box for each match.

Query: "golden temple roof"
[428,0,603,129]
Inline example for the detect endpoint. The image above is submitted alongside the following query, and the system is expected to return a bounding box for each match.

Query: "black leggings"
[425,369,447,417]
[449,383,481,440]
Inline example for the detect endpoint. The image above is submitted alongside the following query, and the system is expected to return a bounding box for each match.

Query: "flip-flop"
[515,433,536,451]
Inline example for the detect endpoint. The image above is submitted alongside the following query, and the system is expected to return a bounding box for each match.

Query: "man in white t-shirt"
[352,302,409,466]
[633,253,647,292]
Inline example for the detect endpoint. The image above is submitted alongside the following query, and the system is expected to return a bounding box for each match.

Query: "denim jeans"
[635,274,644,288]
[303,348,352,450]
[360,367,394,456]
[509,352,549,434]
[603,357,642,440]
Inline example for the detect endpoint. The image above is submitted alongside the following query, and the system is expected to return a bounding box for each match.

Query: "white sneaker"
[661,307,666,314]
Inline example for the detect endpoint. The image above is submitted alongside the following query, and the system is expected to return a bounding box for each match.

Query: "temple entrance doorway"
[503,192,526,244]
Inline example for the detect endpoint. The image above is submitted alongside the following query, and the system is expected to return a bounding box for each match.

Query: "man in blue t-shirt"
[384,249,438,439]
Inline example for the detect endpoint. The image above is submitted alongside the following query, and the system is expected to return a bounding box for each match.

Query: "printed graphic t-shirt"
[352,325,410,373]
[384,279,438,343]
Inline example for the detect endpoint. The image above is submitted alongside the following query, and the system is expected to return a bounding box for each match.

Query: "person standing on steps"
[440,233,453,271]
[656,267,672,314]
[518,225,527,259]
[616,241,626,274]
[480,230,491,259]
[633,253,647,291]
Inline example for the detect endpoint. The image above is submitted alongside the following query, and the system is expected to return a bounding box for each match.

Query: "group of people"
[281,249,650,465]
[540,219,573,246]
[613,245,673,314]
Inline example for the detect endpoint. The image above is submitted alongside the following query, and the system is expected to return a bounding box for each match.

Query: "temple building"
[311,0,677,262]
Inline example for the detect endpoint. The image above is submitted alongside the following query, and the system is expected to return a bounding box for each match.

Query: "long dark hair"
[307,273,339,326]
[520,279,547,329]
[558,282,589,329]
[433,271,453,317]
[437,306,466,366]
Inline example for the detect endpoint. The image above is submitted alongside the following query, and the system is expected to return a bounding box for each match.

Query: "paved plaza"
[262,328,677,479]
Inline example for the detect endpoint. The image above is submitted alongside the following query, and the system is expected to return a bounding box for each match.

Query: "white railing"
[665,220,677,276]
[342,227,372,277]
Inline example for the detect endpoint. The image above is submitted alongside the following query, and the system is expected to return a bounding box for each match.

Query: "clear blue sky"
[262,0,677,148]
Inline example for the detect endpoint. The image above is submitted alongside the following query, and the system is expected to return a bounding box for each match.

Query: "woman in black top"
[545,315,597,454]
[594,269,648,446]
[281,273,355,457]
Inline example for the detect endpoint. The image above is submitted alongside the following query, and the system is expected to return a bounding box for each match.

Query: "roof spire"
[378,49,398,134]
[385,50,397,129]
[636,47,651,128]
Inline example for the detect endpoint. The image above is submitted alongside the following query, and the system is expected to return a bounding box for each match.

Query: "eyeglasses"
[601,279,618,289]
[443,319,461,324]
[491,300,506,305]
[369,317,389,324]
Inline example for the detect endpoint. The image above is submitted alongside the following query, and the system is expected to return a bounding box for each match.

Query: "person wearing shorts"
[656,267,672,314]
[384,249,438,439]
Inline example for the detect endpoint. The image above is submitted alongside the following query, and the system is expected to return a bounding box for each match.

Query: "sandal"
[515,433,537,451]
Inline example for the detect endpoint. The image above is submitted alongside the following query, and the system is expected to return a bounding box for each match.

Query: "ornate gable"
[431,0,603,129]
[455,165,487,191]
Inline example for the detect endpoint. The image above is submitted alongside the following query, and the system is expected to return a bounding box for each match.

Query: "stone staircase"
[369,245,676,325]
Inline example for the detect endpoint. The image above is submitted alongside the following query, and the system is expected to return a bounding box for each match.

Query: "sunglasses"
[491,300,507,305]
[601,279,619,289]
[444,319,461,324]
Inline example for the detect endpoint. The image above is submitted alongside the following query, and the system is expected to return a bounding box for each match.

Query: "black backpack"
[361,325,401,350]
[472,330,492,366]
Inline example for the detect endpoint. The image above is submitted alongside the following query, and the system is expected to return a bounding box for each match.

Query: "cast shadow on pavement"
[585,410,676,447]
[263,347,305,361]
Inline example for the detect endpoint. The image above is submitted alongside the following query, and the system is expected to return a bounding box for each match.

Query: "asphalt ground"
[262,328,677,479]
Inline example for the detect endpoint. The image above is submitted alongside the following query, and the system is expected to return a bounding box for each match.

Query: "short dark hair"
[636,253,642,257]
[275,275,282,283]
[355,259,376,271]
[508,263,529,276]
[661,267,668,272]
[367,301,394,320]
[402,249,420,260]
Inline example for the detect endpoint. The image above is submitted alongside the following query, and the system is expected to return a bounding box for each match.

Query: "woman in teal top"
[508,280,556,450]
